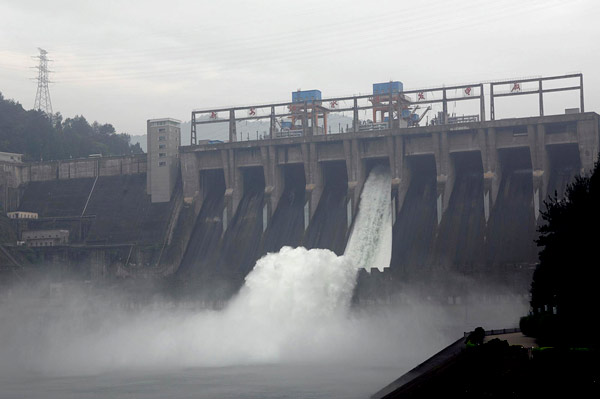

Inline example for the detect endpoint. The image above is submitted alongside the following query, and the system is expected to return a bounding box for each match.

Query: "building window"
[159,144,166,149]
[158,128,166,132]
[159,153,167,158]
[158,136,166,141]
[159,161,166,167]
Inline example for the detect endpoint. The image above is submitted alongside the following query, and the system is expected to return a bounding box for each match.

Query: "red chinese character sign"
[248,108,256,116]
[510,82,522,93]
[417,92,426,101]
[329,100,338,109]
[464,86,473,96]
[210,111,218,119]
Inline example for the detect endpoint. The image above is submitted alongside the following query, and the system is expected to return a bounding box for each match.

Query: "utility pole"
[33,48,53,118]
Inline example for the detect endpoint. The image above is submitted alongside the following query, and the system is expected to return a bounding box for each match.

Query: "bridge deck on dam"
[182,114,598,167]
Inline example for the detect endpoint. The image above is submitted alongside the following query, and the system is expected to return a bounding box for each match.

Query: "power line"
[33,47,53,117]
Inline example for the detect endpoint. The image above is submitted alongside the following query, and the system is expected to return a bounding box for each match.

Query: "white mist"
[0,165,400,377]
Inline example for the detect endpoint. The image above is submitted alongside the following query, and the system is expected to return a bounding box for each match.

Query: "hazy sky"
[1,0,599,136]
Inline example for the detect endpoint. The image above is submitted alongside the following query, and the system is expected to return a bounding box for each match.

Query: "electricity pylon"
[33,48,53,117]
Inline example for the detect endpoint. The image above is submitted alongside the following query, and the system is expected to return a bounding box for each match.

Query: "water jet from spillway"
[345,164,392,272]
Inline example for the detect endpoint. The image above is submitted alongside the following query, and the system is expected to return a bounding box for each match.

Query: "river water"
[0,363,410,399]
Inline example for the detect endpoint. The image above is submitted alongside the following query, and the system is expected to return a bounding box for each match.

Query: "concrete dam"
[177,110,599,301]
[1,75,598,304]
[1,113,598,301]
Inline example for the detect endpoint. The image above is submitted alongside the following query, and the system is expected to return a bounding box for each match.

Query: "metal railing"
[463,327,521,337]
[190,73,584,145]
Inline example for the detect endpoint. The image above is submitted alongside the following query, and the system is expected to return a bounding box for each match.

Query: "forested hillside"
[0,92,142,162]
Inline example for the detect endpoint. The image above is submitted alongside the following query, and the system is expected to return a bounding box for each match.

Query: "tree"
[0,92,142,160]
[528,158,600,346]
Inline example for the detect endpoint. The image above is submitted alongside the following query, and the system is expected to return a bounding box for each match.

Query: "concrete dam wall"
[5,172,178,279]
[1,112,598,301]
[178,112,599,300]
[1,154,146,213]
[16,174,173,246]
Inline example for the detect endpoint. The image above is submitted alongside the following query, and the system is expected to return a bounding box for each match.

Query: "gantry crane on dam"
[190,73,584,145]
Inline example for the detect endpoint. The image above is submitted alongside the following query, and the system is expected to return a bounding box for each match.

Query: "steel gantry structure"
[190,73,583,145]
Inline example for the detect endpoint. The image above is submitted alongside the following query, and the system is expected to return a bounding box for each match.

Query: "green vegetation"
[521,158,600,348]
[0,92,142,161]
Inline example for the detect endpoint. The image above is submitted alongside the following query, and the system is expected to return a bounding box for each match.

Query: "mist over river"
[0,166,526,398]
